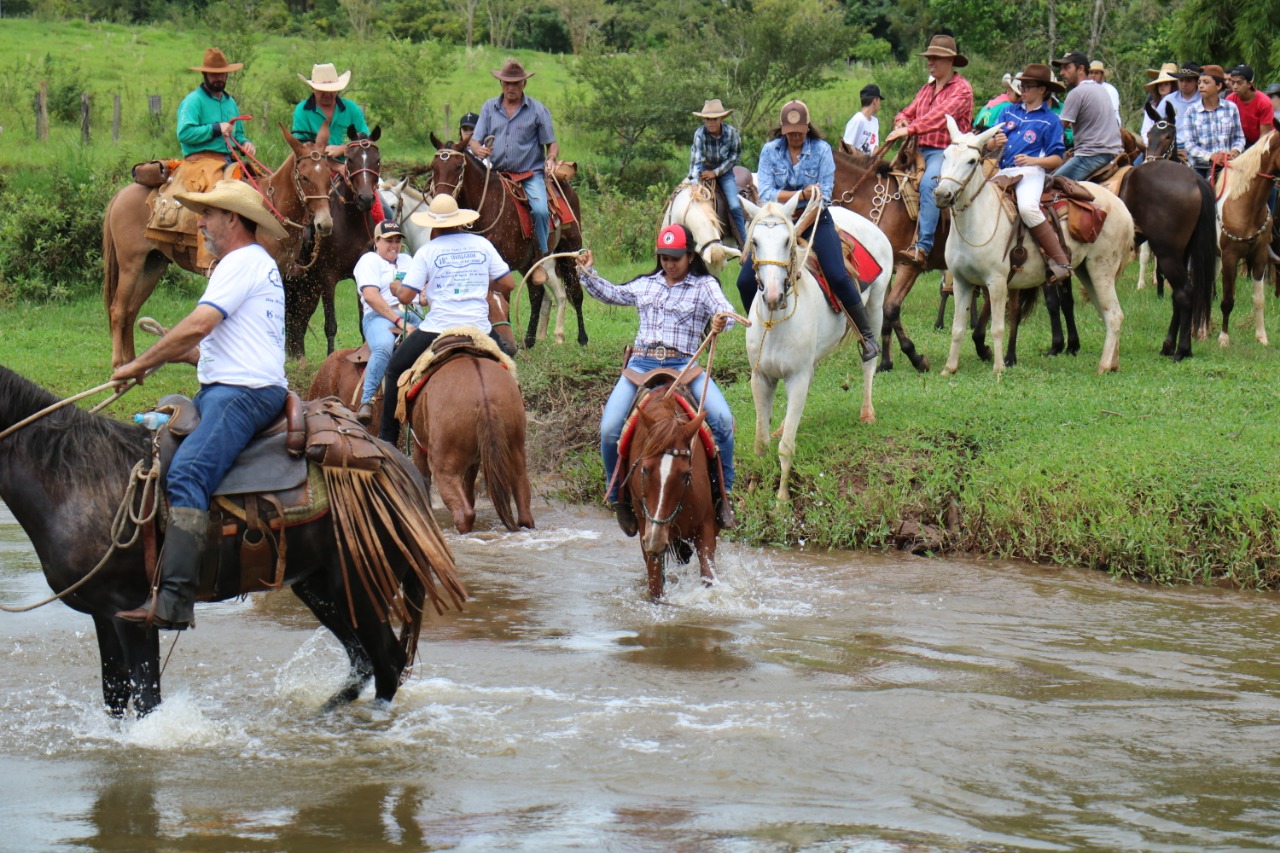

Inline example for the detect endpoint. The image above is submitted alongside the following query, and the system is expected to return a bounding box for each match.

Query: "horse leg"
[971,289,992,362]
[776,368,816,502]
[108,252,169,369]
[696,523,718,587]
[104,617,162,716]
[556,257,589,347]
[1076,264,1124,373]
[524,279,546,350]
[436,468,477,533]
[541,264,567,344]
[512,448,537,530]
[986,282,1010,375]
[1219,251,1238,348]
[322,279,339,356]
[286,278,323,361]
[292,574,375,710]
[1005,290,1021,368]
[750,370,778,457]
[944,279,979,375]
[1157,248,1191,358]
[859,356,877,423]
[1039,279,1066,356]
[1249,249,1269,346]
[643,548,666,600]
[1059,280,1081,356]
[884,265,930,373]
[1137,242,1150,290]
[933,274,950,331]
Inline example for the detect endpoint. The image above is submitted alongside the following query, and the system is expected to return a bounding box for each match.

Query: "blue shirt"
[756,137,835,208]
[472,94,556,173]
[998,102,1066,169]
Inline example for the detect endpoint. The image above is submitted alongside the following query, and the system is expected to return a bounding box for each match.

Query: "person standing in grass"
[842,84,883,154]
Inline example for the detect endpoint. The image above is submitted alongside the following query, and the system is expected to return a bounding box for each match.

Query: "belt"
[635,345,689,360]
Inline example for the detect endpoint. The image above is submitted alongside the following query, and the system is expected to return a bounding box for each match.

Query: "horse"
[1215,124,1280,347]
[283,128,384,360]
[659,181,742,274]
[933,116,1132,375]
[0,365,464,716]
[427,136,588,350]
[103,125,337,368]
[1137,101,1182,294]
[377,177,433,252]
[404,342,535,534]
[621,385,716,599]
[741,195,892,502]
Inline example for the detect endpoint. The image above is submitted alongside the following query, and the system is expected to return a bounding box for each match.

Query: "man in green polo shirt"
[176,47,256,160]
[292,63,370,160]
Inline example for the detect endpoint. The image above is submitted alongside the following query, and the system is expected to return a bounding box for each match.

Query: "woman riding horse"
[353,219,422,425]
[577,224,738,533]
[735,100,880,362]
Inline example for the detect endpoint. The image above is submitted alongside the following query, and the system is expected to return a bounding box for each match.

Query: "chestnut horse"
[406,347,535,534]
[428,137,588,350]
[103,125,336,368]
[1214,124,1280,348]
[284,128,384,360]
[622,385,716,600]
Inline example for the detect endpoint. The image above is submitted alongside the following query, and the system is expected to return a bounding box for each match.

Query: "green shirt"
[291,96,370,151]
[176,84,250,157]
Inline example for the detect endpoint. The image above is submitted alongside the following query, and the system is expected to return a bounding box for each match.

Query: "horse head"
[934,116,999,210]
[633,398,708,556]
[488,290,518,356]
[342,124,382,212]
[1144,102,1178,161]
[671,182,741,275]
[281,124,335,236]
[431,147,468,200]
[377,177,403,222]
[741,194,801,311]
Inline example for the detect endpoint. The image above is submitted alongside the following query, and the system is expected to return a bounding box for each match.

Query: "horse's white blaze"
[655,453,675,520]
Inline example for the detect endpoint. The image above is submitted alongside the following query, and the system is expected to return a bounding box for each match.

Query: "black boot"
[709,455,737,530]
[842,296,882,362]
[117,506,207,630]
[611,501,639,537]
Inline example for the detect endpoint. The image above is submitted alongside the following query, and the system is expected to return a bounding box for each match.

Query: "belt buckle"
[653,345,670,360]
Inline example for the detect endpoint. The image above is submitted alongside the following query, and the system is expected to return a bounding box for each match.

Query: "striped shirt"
[579,268,735,357]
[1177,99,1245,168]
[688,123,742,179]
[472,94,556,173]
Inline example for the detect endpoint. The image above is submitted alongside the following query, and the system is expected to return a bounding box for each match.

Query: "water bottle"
[133,411,171,430]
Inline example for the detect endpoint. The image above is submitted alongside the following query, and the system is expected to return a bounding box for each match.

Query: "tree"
[484,0,523,47]
[546,0,611,54]
[1168,0,1280,85]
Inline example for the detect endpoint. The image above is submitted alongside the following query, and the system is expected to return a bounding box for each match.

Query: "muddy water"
[2,499,1279,852]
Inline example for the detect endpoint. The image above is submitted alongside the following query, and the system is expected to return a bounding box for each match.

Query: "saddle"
[395,326,517,421]
[990,174,1108,275]
[142,154,244,271]
[701,165,759,245]
[498,169,577,242]
[615,367,716,463]
[800,226,884,314]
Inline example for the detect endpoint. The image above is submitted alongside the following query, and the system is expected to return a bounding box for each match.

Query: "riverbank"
[5,259,1280,589]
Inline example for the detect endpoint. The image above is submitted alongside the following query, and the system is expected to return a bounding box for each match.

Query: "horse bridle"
[1148,121,1176,161]
[750,214,801,303]
[432,148,503,234]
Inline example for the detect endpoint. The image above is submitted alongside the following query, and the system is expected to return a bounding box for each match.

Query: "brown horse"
[1215,124,1280,347]
[284,128,384,360]
[622,385,717,600]
[103,125,337,368]
[428,135,588,350]
[406,348,535,534]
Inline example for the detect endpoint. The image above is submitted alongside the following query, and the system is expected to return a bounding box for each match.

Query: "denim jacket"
[756,137,835,208]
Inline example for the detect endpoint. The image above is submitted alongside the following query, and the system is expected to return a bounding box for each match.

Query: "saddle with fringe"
[144,154,242,271]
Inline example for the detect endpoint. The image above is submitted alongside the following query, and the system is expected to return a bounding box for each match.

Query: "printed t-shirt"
[197,243,287,388]
[402,233,510,333]
[353,250,413,317]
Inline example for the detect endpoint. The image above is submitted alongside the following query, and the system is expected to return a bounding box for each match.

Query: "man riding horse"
[178,48,255,167]
[112,180,290,630]
[1050,51,1125,181]
[469,59,559,285]
[291,62,369,161]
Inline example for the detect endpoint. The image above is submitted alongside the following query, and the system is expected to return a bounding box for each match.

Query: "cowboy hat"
[1146,61,1178,80]
[175,180,288,241]
[189,47,243,73]
[298,63,351,93]
[1145,64,1180,92]
[410,195,480,229]
[917,34,968,68]
[1015,63,1065,95]
[1173,61,1202,79]
[693,98,733,119]
[1088,60,1108,77]
[491,59,534,82]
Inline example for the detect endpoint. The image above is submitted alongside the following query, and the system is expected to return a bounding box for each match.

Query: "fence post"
[443,103,451,137]
[35,81,48,141]
[148,94,162,119]
[112,94,121,144]
[81,92,91,144]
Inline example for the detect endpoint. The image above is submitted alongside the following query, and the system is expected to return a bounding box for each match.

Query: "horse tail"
[397,570,427,679]
[1017,283,1041,322]
[1188,175,1218,332]
[473,361,522,532]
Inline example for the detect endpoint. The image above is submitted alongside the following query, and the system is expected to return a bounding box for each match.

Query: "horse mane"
[834,146,890,176]
[1223,132,1278,201]
[637,395,691,459]
[681,180,723,232]
[0,367,148,497]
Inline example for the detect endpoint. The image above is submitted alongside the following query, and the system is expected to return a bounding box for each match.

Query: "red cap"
[656,223,690,257]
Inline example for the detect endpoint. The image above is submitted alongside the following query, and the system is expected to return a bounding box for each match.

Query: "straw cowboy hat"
[298,63,351,93]
[1145,63,1180,92]
[175,180,288,241]
[410,195,480,229]
[917,34,968,68]
[693,99,733,119]
[1088,60,1109,77]
[1015,63,1065,95]
[491,59,534,82]
[189,48,243,73]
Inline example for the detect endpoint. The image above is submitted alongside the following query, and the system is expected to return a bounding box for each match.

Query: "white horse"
[742,195,892,502]
[377,177,432,252]
[934,115,1132,376]
[661,180,741,274]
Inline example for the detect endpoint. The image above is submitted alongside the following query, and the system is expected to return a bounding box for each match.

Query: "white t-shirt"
[353,250,412,317]
[842,111,880,154]
[1100,81,1122,126]
[402,232,510,333]
[196,243,287,388]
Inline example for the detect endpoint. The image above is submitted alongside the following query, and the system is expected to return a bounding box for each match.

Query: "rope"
[0,375,146,442]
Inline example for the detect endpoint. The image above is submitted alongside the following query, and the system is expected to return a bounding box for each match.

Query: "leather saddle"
[498,169,577,241]
[990,173,1108,250]
[703,165,759,245]
[144,154,243,271]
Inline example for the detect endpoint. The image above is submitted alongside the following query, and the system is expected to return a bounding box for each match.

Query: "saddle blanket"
[803,226,884,313]
[502,170,576,240]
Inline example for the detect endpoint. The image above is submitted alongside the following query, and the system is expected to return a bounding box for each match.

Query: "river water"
[1,498,1279,852]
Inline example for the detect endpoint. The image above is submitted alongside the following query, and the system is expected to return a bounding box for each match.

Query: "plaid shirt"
[688,124,742,179]
[580,268,735,357]
[894,73,974,149]
[1177,98,1245,167]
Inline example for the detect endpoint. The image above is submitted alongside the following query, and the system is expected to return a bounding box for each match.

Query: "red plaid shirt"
[894,73,974,149]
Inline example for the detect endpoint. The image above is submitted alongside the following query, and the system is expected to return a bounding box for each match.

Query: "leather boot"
[1029,221,1072,283]
[356,402,375,426]
[611,501,639,537]
[841,296,882,362]
[117,506,207,630]
[710,455,737,530]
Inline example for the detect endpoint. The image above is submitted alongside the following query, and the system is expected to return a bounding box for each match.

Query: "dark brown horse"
[103,125,337,368]
[428,135,588,350]
[406,349,535,534]
[621,385,717,600]
[0,366,463,716]
[284,128,383,360]
[1214,124,1280,347]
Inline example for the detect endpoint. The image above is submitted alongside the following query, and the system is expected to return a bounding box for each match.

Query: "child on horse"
[577,224,738,533]
[688,98,748,244]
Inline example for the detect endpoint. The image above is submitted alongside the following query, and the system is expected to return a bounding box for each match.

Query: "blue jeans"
[1053,152,1115,182]
[168,383,289,510]
[361,308,422,405]
[916,146,946,253]
[601,355,735,503]
[716,171,748,243]
[521,173,550,254]
[736,208,864,314]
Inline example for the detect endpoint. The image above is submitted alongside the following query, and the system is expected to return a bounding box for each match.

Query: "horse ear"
[369,124,381,142]
[741,196,762,220]
[1144,100,1159,122]
[946,114,962,142]
[780,190,802,221]
[316,118,331,150]
[430,131,445,150]
[1164,102,1175,123]
[974,123,1000,148]
[281,122,306,156]
[683,410,709,440]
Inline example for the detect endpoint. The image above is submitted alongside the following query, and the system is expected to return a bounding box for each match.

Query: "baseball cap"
[1266,83,1280,97]
[1051,51,1089,68]
[1228,64,1255,82]
[374,219,404,240]
[860,84,882,100]
[459,111,480,128]
[779,99,811,133]
[655,224,691,257]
